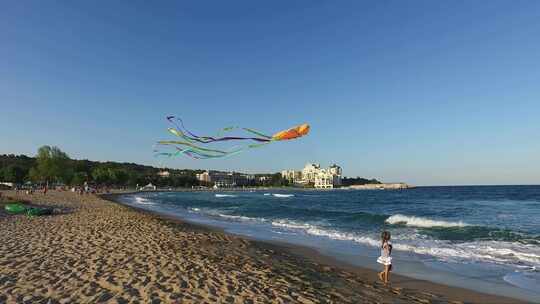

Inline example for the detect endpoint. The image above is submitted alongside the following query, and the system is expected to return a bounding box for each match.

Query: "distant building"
[232,172,255,186]
[0,182,14,188]
[281,170,302,183]
[282,163,343,188]
[196,171,212,183]
[328,164,343,187]
[140,183,156,191]
[196,170,254,188]
[213,172,236,188]
[157,171,170,178]
[301,163,321,184]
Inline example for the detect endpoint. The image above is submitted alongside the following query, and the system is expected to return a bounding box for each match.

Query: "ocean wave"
[189,207,263,223]
[270,219,540,268]
[272,219,313,230]
[217,213,261,222]
[306,227,382,247]
[386,214,468,228]
[398,240,540,267]
[272,194,295,198]
[215,194,237,198]
[271,220,381,247]
[386,214,540,244]
[342,211,388,224]
[133,196,155,205]
[419,226,540,244]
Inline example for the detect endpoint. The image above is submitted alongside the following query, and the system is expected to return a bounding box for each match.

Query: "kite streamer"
[154,116,310,159]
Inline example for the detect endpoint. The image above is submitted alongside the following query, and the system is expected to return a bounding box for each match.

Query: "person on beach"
[377,230,392,284]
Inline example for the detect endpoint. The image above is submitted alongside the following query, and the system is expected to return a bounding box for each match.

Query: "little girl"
[377,230,392,284]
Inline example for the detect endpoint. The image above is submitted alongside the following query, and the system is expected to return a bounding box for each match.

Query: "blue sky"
[1,1,539,186]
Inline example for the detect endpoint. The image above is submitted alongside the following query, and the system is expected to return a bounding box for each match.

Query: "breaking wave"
[188,207,264,223]
[272,194,295,198]
[133,196,155,205]
[386,214,468,228]
[215,194,238,198]
[270,219,540,267]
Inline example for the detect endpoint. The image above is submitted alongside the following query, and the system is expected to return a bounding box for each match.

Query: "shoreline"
[0,190,526,303]
[106,192,526,304]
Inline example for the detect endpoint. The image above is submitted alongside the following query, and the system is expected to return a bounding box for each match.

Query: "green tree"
[0,165,25,183]
[71,172,88,186]
[91,166,129,186]
[28,167,40,182]
[114,169,129,186]
[127,171,143,187]
[92,166,111,185]
[33,146,71,184]
[270,173,288,187]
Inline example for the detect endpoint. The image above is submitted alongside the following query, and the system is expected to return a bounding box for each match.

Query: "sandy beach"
[0,190,525,304]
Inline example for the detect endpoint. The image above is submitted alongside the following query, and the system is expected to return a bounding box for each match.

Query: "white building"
[281,170,302,183]
[328,164,342,187]
[301,163,321,184]
[314,166,342,189]
[140,183,157,191]
[282,163,342,188]
[314,171,334,188]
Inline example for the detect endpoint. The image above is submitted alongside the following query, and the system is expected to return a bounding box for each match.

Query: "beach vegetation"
[342,177,381,186]
[0,165,26,183]
[71,172,88,186]
[33,146,73,184]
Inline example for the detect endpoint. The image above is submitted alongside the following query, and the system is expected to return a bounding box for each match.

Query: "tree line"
[0,146,295,188]
[0,146,202,188]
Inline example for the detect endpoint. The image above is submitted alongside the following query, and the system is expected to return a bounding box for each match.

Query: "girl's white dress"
[377,241,392,266]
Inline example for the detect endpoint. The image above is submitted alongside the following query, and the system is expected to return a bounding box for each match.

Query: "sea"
[118,186,540,302]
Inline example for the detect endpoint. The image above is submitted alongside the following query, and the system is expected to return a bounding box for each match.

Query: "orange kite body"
[271,123,310,141]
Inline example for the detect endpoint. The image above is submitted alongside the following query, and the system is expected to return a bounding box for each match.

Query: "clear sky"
[1,1,539,186]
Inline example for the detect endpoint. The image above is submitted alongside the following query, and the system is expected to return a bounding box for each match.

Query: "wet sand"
[0,190,525,303]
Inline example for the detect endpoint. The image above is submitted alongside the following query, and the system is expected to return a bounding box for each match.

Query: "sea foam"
[272,194,295,198]
[133,196,155,205]
[385,214,468,228]
[215,194,237,198]
[189,207,263,223]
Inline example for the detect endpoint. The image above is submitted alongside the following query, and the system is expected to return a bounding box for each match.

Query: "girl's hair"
[381,231,391,243]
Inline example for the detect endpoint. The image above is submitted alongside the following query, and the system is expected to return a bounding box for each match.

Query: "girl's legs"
[384,264,390,284]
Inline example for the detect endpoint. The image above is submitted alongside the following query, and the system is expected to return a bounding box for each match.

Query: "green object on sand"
[26,207,53,217]
[4,203,28,214]
[4,203,53,216]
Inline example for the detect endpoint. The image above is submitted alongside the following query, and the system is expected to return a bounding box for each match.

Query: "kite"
[154,116,310,159]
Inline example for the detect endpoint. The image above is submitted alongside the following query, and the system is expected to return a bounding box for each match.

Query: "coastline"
[107,191,531,304]
[0,190,526,303]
